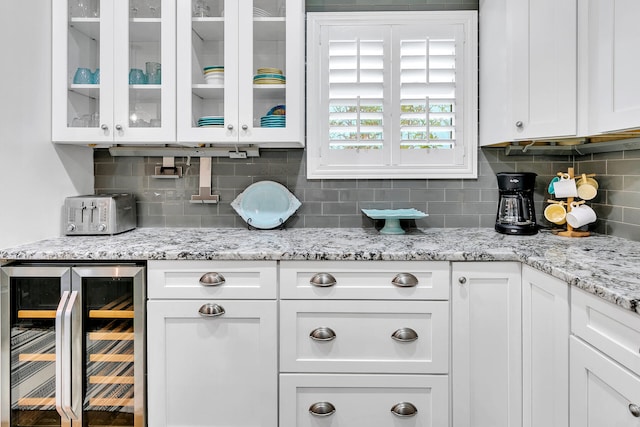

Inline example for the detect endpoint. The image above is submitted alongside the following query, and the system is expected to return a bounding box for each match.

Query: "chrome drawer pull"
[198,303,225,317]
[199,272,226,286]
[390,402,418,417]
[630,403,640,417]
[309,327,336,342]
[391,273,418,287]
[309,402,336,417]
[391,328,419,342]
[310,272,337,287]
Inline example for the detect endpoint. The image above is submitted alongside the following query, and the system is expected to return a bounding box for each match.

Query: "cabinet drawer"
[279,373,449,427]
[147,260,277,299]
[571,287,640,375]
[280,300,449,373]
[280,261,450,300]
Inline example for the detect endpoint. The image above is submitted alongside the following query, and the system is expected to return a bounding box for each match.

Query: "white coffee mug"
[553,174,578,198]
[566,203,596,228]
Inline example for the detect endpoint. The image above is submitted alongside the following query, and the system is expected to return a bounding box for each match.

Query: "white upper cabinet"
[176,0,304,147]
[587,0,640,134]
[52,0,176,144]
[306,11,478,179]
[480,0,577,146]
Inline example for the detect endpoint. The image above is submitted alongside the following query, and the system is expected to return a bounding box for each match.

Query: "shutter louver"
[328,39,385,150]
[399,38,456,150]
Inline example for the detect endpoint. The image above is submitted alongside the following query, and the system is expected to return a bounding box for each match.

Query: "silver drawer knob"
[391,327,419,342]
[458,277,467,285]
[309,327,336,342]
[630,403,640,417]
[391,273,418,287]
[199,272,226,286]
[309,402,336,417]
[515,121,524,128]
[198,303,225,317]
[310,272,337,287]
[390,402,418,417]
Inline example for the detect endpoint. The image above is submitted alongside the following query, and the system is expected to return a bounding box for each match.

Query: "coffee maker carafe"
[495,172,538,235]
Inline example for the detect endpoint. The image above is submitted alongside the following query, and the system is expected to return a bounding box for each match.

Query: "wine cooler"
[0,263,145,427]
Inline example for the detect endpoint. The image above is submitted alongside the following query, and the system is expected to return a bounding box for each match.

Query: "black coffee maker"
[495,172,538,235]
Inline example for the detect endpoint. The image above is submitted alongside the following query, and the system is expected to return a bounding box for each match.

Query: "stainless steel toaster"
[64,193,136,235]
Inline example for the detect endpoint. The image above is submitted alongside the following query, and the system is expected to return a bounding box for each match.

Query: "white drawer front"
[147,260,277,299]
[280,374,449,427]
[571,287,640,375]
[280,261,450,300]
[280,300,449,373]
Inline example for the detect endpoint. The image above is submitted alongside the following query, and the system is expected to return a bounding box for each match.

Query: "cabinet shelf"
[130,18,161,42]
[17,397,55,408]
[18,353,55,362]
[70,17,100,39]
[192,17,285,41]
[70,84,100,99]
[89,294,134,319]
[17,310,56,319]
[90,375,135,385]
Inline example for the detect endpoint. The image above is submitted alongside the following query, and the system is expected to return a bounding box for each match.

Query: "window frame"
[306,11,478,179]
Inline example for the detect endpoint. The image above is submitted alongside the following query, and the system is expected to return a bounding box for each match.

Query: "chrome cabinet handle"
[198,303,225,317]
[458,277,467,285]
[227,124,234,130]
[515,121,524,128]
[55,291,71,421]
[391,327,419,342]
[392,273,418,287]
[310,272,337,287]
[309,402,336,417]
[241,124,248,130]
[100,124,108,131]
[630,403,640,417]
[391,402,418,417]
[199,272,226,286]
[115,124,123,131]
[310,327,336,342]
[63,291,81,420]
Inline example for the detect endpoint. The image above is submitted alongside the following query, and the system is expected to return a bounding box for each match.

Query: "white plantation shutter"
[322,26,391,167]
[307,12,477,179]
[393,24,467,168]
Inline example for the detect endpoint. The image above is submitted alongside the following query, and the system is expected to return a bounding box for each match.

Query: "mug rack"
[548,167,594,238]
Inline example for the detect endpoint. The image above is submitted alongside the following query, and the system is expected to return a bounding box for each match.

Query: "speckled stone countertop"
[1,227,639,315]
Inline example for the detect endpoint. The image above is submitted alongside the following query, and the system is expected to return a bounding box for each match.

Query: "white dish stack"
[203,66,224,85]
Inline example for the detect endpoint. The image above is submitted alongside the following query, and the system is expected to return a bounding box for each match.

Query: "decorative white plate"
[361,208,428,234]
[231,181,301,229]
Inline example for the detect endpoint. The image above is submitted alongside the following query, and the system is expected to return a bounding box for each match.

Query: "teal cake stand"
[361,208,429,234]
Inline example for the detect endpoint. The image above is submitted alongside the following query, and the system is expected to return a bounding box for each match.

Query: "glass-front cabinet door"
[52,0,175,144]
[176,0,304,147]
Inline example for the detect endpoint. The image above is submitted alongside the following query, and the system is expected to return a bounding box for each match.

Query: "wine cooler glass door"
[0,266,72,427]
[73,265,145,427]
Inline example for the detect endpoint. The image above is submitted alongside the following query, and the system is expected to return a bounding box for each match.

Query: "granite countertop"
[1,227,639,315]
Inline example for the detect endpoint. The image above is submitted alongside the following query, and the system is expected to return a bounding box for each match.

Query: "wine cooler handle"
[55,291,72,421]
[64,291,82,420]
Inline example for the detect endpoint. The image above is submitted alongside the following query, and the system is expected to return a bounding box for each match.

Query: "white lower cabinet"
[570,287,640,427]
[451,262,522,427]
[146,261,278,427]
[570,337,640,426]
[521,266,570,427]
[279,374,449,426]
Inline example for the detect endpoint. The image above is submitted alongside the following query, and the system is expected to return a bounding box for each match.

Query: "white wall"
[0,1,94,249]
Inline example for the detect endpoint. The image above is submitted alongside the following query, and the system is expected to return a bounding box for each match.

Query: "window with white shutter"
[307,12,478,179]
